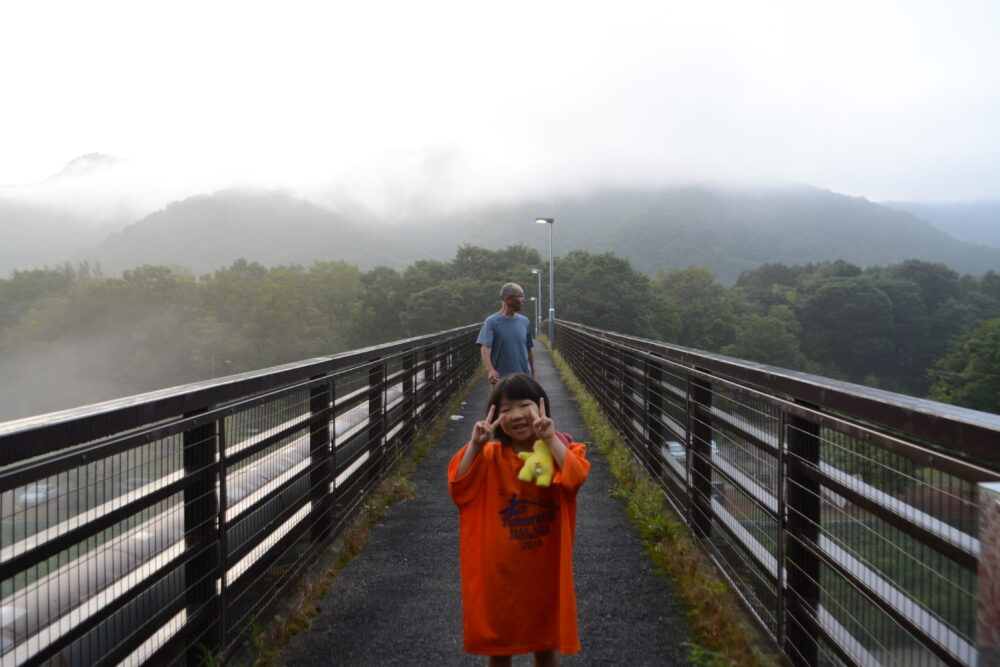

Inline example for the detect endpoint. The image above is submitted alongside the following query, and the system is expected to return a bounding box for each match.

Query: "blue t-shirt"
[476,312,534,377]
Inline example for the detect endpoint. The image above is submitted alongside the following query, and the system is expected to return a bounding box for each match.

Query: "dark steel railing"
[558,321,1000,667]
[0,325,479,666]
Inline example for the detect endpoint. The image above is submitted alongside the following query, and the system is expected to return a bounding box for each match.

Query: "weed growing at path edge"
[550,349,779,667]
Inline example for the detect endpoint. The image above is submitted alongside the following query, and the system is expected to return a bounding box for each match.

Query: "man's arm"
[480,345,500,385]
[527,348,535,379]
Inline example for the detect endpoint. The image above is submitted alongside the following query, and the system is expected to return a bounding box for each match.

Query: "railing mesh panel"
[1,325,478,665]
[558,321,998,667]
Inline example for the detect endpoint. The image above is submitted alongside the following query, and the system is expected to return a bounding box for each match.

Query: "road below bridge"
[279,344,691,665]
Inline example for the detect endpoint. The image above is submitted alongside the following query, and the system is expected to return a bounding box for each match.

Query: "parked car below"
[17,482,58,506]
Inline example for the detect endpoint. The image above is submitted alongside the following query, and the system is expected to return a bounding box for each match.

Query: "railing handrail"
[0,324,480,466]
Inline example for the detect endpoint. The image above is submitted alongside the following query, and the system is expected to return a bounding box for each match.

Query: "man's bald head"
[499,283,525,314]
[500,283,524,299]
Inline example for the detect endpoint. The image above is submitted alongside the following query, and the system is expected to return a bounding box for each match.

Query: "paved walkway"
[279,345,691,665]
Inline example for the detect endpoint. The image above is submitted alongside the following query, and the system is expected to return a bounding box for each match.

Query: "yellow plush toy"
[518,440,554,487]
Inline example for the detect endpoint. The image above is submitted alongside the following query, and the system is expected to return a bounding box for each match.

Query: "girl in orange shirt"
[449,373,590,667]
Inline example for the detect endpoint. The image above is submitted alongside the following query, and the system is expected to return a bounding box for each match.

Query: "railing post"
[216,418,230,653]
[978,481,1000,666]
[784,403,820,667]
[429,345,441,405]
[437,342,446,403]
[689,373,713,540]
[403,351,416,437]
[615,347,627,433]
[310,378,334,541]
[183,412,220,665]
[417,347,430,425]
[598,338,609,408]
[775,411,787,650]
[571,329,583,376]
[645,359,665,479]
[368,361,386,477]
[448,337,461,395]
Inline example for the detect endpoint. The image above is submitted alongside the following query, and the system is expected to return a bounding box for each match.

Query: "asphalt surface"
[279,345,691,665]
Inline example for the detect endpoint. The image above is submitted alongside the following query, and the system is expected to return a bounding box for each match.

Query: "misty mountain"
[75,188,401,275]
[406,186,1000,282]
[881,200,1000,248]
[38,184,1000,283]
[0,153,144,275]
[0,199,109,275]
[46,153,126,181]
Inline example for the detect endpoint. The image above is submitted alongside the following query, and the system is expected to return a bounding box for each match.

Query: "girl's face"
[496,395,539,444]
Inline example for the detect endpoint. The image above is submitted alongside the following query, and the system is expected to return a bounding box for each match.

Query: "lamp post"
[535,218,555,345]
[528,297,537,336]
[530,268,542,336]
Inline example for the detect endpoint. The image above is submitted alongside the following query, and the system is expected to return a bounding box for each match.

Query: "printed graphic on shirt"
[499,493,558,550]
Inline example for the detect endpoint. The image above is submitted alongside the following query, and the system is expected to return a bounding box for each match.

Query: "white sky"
[1,0,998,206]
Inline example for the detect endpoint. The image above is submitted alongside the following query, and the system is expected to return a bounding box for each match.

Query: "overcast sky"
[2,0,998,208]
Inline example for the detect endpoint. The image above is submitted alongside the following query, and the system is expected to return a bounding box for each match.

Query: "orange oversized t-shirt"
[448,440,590,656]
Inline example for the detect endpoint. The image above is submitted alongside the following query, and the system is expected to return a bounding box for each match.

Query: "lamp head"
[535,217,554,225]
[531,268,540,275]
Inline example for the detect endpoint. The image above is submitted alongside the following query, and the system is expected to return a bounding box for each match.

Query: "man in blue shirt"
[477,283,535,384]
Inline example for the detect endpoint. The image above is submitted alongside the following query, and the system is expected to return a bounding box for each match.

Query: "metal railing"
[558,321,1000,667]
[0,324,479,666]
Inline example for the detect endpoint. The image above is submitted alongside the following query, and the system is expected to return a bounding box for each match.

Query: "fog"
[0,336,132,422]
[8,316,216,420]
[2,1,1000,421]
[1,0,998,221]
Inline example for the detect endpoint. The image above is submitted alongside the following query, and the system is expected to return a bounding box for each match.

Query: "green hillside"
[77,188,400,274]
[418,186,1000,282]
[66,184,1000,282]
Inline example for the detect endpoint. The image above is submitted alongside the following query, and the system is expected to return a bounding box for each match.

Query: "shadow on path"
[279,345,691,665]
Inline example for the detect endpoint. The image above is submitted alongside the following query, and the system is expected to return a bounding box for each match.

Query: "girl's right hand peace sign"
[470,404,503,448]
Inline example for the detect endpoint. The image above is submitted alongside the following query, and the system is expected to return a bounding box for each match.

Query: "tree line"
[1,247,998,420]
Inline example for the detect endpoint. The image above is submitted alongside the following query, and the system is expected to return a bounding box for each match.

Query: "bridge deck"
[279,344,692,665]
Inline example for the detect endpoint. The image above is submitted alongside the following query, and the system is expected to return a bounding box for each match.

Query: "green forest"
[1,246,999,420]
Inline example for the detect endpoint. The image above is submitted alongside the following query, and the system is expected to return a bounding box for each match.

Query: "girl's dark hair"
[485,373,551,445]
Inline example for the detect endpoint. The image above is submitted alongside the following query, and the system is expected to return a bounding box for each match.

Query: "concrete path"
[279,345,691,665]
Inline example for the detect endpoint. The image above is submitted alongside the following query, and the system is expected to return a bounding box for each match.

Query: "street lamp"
[535,217,555,345]
[530,268,542,336]
[528,297,537,336]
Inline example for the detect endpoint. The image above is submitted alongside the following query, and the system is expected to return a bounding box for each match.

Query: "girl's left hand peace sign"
[529,397,555,441]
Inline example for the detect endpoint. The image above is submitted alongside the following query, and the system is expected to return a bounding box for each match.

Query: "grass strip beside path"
[550,349,781,667]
